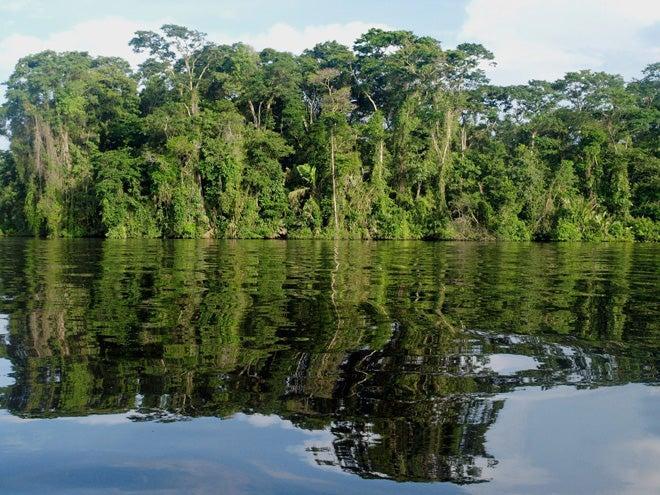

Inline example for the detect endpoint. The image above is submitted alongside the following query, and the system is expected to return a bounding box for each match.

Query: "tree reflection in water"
[0,239,657,484]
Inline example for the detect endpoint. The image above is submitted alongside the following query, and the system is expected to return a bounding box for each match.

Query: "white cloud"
[486,353,539,374]
[59,412,132,425]
[0,357,14,387]
[614,438,660,495]
[236,413,283,428]
[0,18,387,86]
[0,0,36,12]
[0,16,163,82]
[459,0,660,84]
[214,21,391,53]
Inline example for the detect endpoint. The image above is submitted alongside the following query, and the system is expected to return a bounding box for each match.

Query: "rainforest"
[0,25,658,240]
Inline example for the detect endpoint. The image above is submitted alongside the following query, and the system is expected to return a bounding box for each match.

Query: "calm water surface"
[0,239,658,494]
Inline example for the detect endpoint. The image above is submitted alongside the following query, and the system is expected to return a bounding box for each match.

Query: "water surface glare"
[0,239,658,494]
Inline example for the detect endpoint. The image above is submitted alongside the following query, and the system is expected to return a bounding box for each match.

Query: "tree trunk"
[374,139,384,187]
[257,101,263,128]
[439,111,453,211]
[191,92,199,116]
[330,129,339,237]
[248,100,258,127]
[430,110,453,212]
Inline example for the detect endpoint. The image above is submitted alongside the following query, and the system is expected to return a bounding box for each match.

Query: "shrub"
[628,217,660,242]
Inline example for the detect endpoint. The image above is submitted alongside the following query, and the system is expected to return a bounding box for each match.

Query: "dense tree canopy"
[0,26,658,240]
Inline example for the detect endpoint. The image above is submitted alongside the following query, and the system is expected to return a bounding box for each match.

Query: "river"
[0,239,657,494]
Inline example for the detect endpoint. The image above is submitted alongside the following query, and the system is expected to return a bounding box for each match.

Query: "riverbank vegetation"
[0,26,657,240]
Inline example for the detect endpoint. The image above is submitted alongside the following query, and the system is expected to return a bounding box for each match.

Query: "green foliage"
[0,27,657,240]
[628,217,660,241]
[0,151,25,234]
[95,150,160,238]
[496,213,532,241]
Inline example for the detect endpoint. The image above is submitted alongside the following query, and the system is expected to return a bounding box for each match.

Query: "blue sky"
[0,0,659,86]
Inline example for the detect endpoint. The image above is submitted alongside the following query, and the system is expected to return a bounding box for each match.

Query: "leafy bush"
[628,217,660,242]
